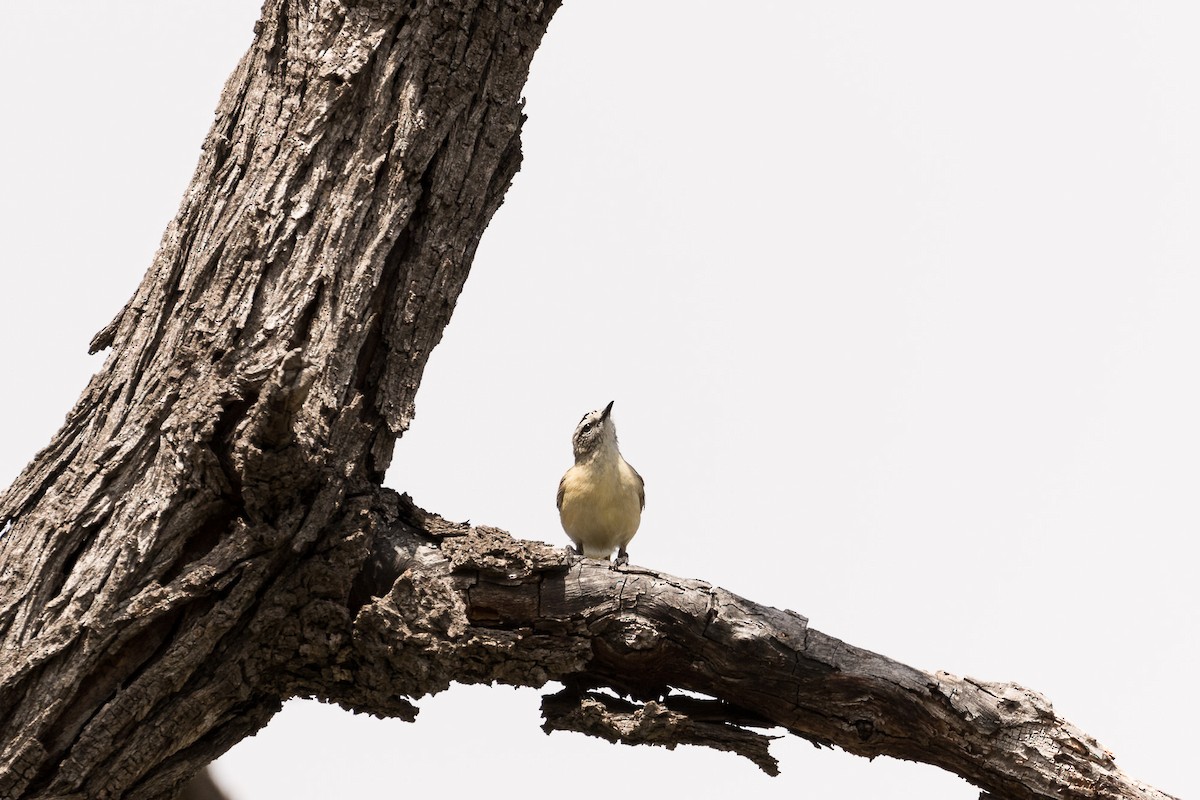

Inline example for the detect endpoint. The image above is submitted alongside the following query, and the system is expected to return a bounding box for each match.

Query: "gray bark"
[0,2,1176,799]
[0,0,557,795]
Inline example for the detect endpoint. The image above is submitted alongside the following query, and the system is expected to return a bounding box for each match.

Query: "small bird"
[557,401,645,565]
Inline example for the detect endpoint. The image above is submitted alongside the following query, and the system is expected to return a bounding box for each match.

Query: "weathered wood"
[0,1,1178,799]
[330,495,1174,800]
[0,0,559,797]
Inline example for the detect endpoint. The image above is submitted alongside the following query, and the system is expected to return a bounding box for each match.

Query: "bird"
[557,400,645,565]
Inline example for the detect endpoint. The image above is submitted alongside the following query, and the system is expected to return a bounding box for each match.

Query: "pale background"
[1,2,1196,798]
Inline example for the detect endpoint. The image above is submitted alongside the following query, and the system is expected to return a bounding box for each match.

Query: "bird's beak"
[602,400,614,420]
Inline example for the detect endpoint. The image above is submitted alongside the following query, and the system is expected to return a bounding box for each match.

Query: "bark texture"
[345,495,1175,800]
[0,0,558,796]
[0,2,1177,800]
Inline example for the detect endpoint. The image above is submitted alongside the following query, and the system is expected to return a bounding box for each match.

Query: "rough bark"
[0,2,1176,800]
[0,0,558,796]
[336,495,1173,800]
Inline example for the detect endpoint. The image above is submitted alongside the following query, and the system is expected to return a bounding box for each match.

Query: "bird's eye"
[581,422,593,433]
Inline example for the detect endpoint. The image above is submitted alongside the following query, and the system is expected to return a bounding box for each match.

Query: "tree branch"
[321,492,1176,800]
[540,690,782,776]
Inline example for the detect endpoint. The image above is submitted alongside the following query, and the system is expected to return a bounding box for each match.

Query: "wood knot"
[614,615,662,651]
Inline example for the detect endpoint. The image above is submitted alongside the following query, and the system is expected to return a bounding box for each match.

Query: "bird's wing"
[556,473,566,511]
[632,464,645,510]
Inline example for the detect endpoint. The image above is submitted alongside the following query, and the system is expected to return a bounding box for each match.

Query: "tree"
[0,2,1184,799]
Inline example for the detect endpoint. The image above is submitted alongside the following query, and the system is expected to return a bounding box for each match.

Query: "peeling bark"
[0,1,1178,799]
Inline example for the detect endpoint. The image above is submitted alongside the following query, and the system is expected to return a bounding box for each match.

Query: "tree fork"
[0,2,1176,799]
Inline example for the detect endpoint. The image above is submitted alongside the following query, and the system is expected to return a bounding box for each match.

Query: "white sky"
[1,3,1196,798]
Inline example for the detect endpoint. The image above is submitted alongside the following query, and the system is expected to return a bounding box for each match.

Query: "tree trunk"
[0,2,1176,799]
[0,0,558,796]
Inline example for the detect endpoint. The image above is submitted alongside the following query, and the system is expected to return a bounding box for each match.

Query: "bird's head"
[571,400,617,460]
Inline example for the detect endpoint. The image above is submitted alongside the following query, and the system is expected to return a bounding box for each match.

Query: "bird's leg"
[613,547,629,568]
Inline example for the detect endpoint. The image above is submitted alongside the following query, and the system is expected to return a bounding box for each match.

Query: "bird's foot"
[612,549,629,568]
